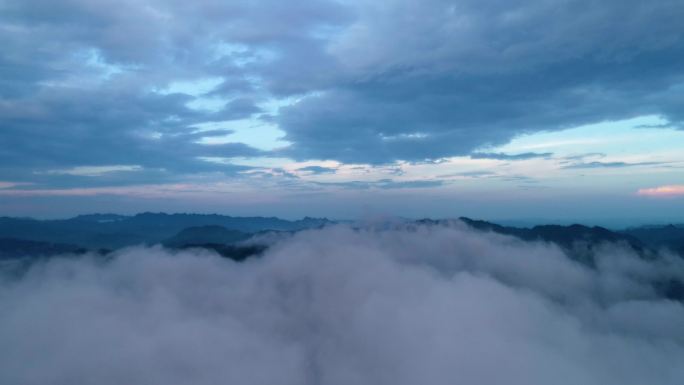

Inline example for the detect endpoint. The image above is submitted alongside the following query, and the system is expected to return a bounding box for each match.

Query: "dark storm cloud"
[0,0,349,186]
[0,86,263,185]
[278,0,684,163]
[3,0,684,186]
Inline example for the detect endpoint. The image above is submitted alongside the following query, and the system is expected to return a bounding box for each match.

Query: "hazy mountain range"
[0,213,331,251]
[2,213,684,384]
[1,213,682,263]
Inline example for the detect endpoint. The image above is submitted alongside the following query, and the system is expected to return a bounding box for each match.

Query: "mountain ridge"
[0,213,333,249]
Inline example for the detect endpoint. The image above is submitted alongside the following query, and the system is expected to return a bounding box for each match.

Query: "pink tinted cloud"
[637,185,684,197]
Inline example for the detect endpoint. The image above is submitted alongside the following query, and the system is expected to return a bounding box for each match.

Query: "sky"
[1,0,683,225]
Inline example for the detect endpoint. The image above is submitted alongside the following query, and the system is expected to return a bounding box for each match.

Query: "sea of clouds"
[1,222,684,385]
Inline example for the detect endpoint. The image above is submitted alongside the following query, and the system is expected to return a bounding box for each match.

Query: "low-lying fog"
[1,222,683,385]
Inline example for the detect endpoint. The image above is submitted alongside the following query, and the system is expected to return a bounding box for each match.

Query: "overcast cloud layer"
[1,223,684,385]
[2,0,684,184]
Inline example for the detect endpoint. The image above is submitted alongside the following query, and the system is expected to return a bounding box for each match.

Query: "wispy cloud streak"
[638,185,684,197]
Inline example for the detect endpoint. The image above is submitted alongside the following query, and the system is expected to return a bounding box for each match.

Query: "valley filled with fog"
[2,221,683,385]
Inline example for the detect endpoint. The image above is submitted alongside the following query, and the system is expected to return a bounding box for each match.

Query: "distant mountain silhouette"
[1,214,682,300]
[71,214,128,223]
[163,226,251,247]
[622,224,684,255]
[444,218,683,300]
[0,213,333,249]
[415,217,649,266]
[0,238,87,260]
[459,217,644,250]
[2,212,682,271]
[174,243,267,262]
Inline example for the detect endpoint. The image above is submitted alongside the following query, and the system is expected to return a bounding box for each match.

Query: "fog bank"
[1,222,683,385]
